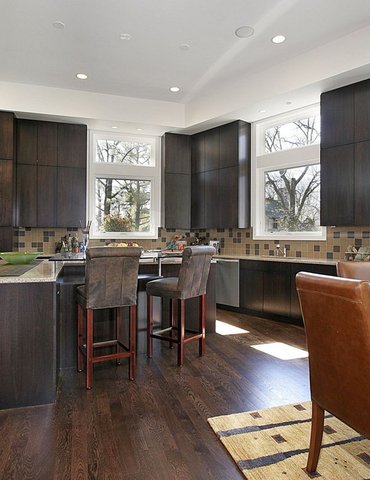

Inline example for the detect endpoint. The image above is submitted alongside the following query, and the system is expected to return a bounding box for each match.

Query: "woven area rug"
[208,402,370,479]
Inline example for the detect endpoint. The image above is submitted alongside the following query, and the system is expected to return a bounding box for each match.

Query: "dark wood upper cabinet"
[38,166,57,227]
[0,160,13,226]
[37,122,57,166]
[57,123,87,168]
[218,166,238,228]
[191,132,205,173]
[162,133,191,174]
[354,140,370,225]
[191,172,205,229]
[219,121,239,168]
[321,84,354,148]
[204,169,219,228]
[17,119,58,166]
[16,164,38,227]
[165,173,191,229]
[56,167,86,227]
[320,144,354,226]
[204,127,219,171]
[354,79,370,143]
[0,112,14,160]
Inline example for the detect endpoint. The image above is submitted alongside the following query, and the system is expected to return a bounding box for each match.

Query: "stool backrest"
[85,246,141,309]
[337,260,370,280]
[296,271,370,438]
[177,246,216,299]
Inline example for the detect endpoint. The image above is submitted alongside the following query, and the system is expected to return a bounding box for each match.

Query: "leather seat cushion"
[146,277,183,299]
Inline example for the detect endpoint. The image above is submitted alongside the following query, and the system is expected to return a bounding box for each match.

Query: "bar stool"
[76,246,141,389]
[146,246,215,366]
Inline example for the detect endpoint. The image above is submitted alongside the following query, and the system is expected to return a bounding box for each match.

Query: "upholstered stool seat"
[76,246,141,389]
[146,246,215,366]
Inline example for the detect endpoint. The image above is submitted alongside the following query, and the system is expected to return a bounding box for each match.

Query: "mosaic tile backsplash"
[12,226,370,261]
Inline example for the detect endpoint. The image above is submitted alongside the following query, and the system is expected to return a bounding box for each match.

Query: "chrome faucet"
[276,243,287,257]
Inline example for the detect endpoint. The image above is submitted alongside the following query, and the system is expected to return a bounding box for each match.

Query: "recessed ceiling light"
[271,34,286,44]
[136,128,143,131]
[76,73,88,80]
[170,86,180,93]
[52,21,65,29]
[259,109,266,114]
[235,26,254,38]
[111,126,118,129]
[120,33,131,41]
[179,43,190,51]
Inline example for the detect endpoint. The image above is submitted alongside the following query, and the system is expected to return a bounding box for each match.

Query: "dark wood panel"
[0,111,14,160]
[38,121,58,166]
[239,261,264,312]
[321,85,354,148]
[191,132,205,173]
[16,119,38,164]
[218,165,238,228]
[204,169,219,228]
[0,281,56,409]
[354,140,370,225]
[204,127,219,171]
[38,166,57,227]
[16,164,37,227]
[191,172,205,228]
[354,79,370,143]
[263,262,291,318]
[165,173,190,229]
[0,160,13,225]
[56,167,86,227]
[162,133,191,174]
[0,226,14,251]
[57,123,87,168]
[219,121,238,168]
[320,144,354,226]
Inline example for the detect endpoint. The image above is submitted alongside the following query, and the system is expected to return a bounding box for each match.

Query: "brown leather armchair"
[296,271,370,473]
[337,260,370,280]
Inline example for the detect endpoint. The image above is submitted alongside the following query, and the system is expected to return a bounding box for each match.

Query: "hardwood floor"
[0,309,310,480]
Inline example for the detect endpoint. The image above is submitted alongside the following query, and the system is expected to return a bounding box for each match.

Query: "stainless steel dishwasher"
[216,259,239,307]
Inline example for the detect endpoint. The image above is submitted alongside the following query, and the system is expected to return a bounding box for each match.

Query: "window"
[252,106,325,240]
[88,132,161,239]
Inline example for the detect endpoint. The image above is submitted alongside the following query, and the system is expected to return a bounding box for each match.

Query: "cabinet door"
[354,140,370,225]
[0,160,13,226]
[38,166,57,227]
[191,132,205,173]
[219,166,238,228]
[354,79,370,143]
[204,169,219,228]
[0,112,14,160]
[263,262,291,318]
[191,172,205,228]
[57,167,86,227]
[165,173,190,229]
[219,121,238,168]
[239,260,264,312]
[57,124,87,168]
[16,164,37,227]
[321,85,354,148]
[163,133,191,174]
[320,145,354,226]
[204,127,219,171]
[37,122,57,166]
[16,119,37,165]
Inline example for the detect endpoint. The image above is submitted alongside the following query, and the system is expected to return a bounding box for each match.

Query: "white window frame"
[252,105,326,241]
[88,130,161,240]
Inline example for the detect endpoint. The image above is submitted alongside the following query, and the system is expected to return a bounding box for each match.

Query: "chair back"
[296,272,370,438]
[337,260,370,280]
[177,246,215,299]
[85,246,141,309]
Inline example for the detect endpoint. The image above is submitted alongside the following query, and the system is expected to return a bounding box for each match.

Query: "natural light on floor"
[215,320,250,335]
[251,342,308,360]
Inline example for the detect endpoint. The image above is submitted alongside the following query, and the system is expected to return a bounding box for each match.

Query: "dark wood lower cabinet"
[238,260,337,325]
[0,281,56,409]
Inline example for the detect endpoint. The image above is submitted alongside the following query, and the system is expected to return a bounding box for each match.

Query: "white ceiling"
[1,0,370,134]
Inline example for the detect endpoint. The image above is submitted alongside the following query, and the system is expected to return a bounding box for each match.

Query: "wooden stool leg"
[199,294,206,356]
[129,305,136,380]
[147,294,153,358]
[116,307,122,365]
[77,303,84,372]
[169,298,175,349]
[178,299,185,367]
[86,309,94,390]
[306,400,324,473]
